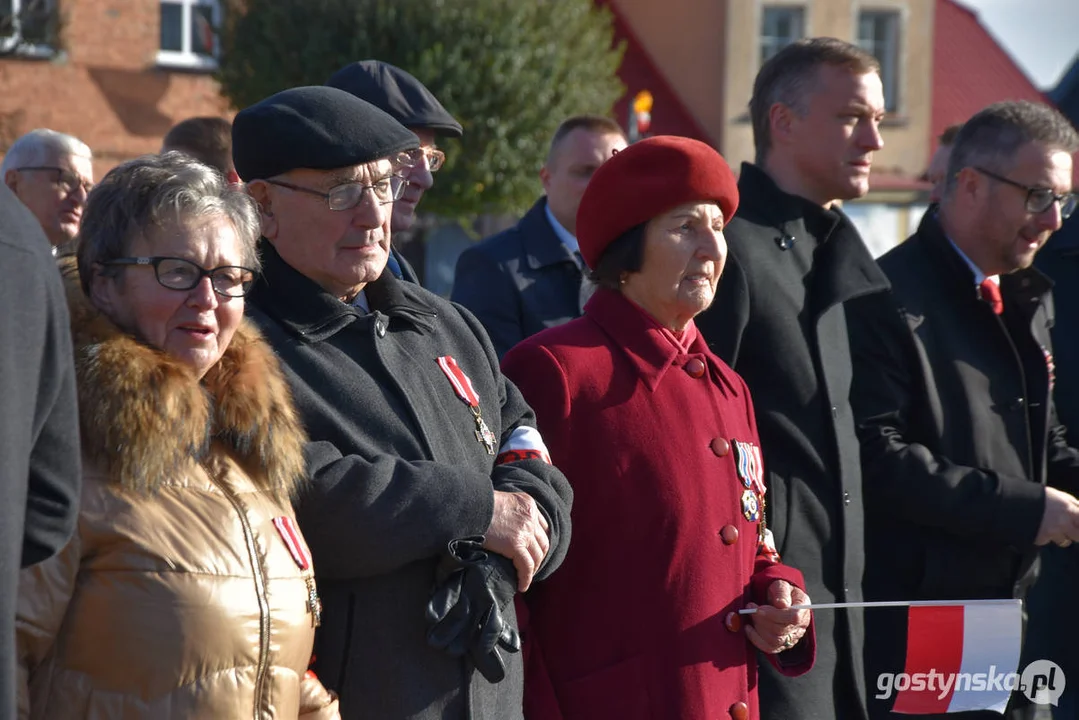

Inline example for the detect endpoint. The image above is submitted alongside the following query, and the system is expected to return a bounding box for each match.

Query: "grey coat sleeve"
[21,248,81,568]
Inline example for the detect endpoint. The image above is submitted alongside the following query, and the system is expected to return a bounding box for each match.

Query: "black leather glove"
[426,537,521,683]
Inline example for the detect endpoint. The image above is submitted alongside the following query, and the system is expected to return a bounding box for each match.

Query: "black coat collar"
[735,162,890,304]
[520,197,578,271]
[911,211,1052,310]
[248,240,437,342]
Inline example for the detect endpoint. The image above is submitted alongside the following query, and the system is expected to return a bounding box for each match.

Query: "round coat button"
[720,525,739,545]
[711,437,730,457]
[724,611,743,633]
[684,358,706,378]
[730,701,749,720]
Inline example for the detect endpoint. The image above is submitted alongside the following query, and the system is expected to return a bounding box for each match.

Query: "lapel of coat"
[521,198,579,271]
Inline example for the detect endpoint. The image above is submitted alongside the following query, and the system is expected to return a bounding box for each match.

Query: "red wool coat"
[502,289,815,720]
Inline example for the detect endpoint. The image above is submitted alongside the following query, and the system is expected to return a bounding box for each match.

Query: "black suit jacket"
[451,197,582,358]
[696,163,889,720]
[848,211,1079,719]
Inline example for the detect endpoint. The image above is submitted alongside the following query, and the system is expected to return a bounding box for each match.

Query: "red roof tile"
[931,0,1047,162]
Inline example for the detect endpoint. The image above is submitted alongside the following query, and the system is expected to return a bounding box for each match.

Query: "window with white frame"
[158,0,220,70]
[1,0,58,54]
[760,6,805,66]
[857,10,901,112]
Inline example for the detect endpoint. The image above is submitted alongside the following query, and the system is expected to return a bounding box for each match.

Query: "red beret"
[575,135,739,269]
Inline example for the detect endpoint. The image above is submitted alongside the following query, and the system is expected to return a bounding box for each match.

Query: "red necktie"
[979,279,1003,315]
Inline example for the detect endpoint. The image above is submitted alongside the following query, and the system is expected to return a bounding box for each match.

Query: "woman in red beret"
[501,136,815,720]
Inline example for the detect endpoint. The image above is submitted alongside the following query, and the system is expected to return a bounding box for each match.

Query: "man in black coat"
[451,115,626,358]
[848,100,1079,719]
[0,184,81,716]
[694,38,888,720]
[234,87,573,720]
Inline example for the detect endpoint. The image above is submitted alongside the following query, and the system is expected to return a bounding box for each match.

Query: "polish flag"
[892,600,1022,714]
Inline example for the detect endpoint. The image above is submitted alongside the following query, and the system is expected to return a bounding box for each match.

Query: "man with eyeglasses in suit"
[327,59,462,283]
[848,100,1079,719]
[2,129,94,255]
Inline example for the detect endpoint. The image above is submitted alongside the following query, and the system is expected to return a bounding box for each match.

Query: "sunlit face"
[91,215,246,380]
[393,128,437,233]
[963,143,1073,276]
[541,128,627,235]
[926,143,953,203]
[4,151,94,247]
[257,159,393,300]
[621,201,727,331]
[785,66,885,206]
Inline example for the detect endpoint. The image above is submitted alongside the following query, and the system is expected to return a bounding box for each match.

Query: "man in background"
[161,116,240,183]
[327,60,463,283]
[694,38,889,720]
[925,123,963,203]
[451,115,626,358]
[2,129,93,255]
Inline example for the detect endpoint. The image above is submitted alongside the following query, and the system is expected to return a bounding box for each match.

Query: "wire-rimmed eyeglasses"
[17,166,94,195]
[102,256,256,298]
[263,174,404,211]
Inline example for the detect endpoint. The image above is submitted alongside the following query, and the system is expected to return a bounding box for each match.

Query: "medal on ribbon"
[437,356,497,455]
[733,440,765,494]
[741,488,760,522]
[273,516,322,627]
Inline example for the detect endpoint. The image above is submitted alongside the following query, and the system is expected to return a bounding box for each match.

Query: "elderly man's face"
[393,128,437,233]
[5,151,93,248]
[258,159,394,301]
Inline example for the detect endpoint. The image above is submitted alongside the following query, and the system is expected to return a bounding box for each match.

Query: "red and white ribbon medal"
[437,356,497,455]
[273,516,322,627]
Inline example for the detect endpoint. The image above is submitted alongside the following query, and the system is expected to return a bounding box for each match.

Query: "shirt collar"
[544,202,580,254]
[947,236,999,287]
[351,290,370,313]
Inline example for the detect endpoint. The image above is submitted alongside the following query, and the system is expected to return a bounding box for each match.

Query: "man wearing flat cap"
[327,60,463,283]
[235,85,573,720]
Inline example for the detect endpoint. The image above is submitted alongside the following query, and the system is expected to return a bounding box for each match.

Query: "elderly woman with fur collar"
[15,153,340,719]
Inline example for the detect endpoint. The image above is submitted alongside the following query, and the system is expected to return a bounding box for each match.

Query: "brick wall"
[0,0,229,179]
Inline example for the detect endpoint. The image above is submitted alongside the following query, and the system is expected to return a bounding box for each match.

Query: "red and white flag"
[889,600,1022,715]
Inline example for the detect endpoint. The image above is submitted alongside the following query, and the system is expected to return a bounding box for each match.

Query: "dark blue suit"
[451,197,583,359]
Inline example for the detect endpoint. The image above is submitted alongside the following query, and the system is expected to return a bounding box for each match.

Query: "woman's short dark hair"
[589,223,646,290]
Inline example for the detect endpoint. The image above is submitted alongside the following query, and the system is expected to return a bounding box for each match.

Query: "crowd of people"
[1,34,1077,720]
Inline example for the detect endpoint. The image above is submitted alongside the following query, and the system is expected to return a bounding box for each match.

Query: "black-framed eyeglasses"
[263,174,404,210]
[973,166,1077,219]
[398,147,446,173]
[102,256,256,298]
[17,166,94,195]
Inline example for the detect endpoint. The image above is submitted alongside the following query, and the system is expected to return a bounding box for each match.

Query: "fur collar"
[61,259,306,497]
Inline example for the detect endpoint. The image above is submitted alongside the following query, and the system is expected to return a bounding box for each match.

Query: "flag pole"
[737,598,1020,615]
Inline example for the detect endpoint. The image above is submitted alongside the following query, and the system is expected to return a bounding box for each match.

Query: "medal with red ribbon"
[273,516,322,627]
[437,355,497,455]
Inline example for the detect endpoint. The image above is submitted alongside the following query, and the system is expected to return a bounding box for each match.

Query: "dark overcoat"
[1026,216,1079,714]
[246,242,573,720]
[695,163,888,720]
[847,211,1079,719]
[451,197,583,358]
[0,185,81,717]
[502,289,815,720]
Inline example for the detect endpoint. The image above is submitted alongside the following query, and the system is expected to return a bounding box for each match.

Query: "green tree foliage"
[217,0,625,217]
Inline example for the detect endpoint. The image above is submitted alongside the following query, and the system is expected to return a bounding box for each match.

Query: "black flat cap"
[326,60,463,139]
[232,85,419,182]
